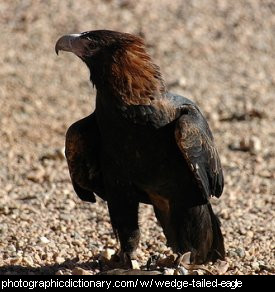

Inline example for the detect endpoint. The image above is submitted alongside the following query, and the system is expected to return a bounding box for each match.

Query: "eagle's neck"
[89,44,166,106]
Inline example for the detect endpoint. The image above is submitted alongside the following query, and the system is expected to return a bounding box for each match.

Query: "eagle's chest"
[96,110,162,179]
[96,105,148,161]
[94,93,182,185]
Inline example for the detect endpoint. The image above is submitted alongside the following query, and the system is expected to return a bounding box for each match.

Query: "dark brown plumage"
[55,30,225,265]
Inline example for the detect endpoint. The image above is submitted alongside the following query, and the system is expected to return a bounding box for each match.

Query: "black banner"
[0,275,273,290]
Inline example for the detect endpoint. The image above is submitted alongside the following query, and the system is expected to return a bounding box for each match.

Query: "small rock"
[55,256,65,264]
[163,268,175,275]
[227,250,237,258]
[60,226,67,233]
[219,209,230,220]
[72,267,92,275]
[34,254,41,264]
[239,227,246,235]
[9,257,22,265]
[131,260,140,269]
[239,136,261,154]
[72,239,83,246]
[259,264,274,272]
[259,170,273,178]
[41,252,53,261]
[17,241,24,248]
[66,199,76,210]
[107,238,116,246]
[8,245,16,252]
[249,136,261,154]
[27,168,46,183]
[179,77,187,87]
[251,262,260,271]
[216,260,229,274]
[23,256,34,266]
[55,270,64,275]
[40,236,50,244]
[101,248,116,260]
[235,248,245,258]
[174,267,188,275]
[247,231,254,238]
[0,206,10,215]
[17,250,23,256]
[5,184,13,192]
[40,148,65,161]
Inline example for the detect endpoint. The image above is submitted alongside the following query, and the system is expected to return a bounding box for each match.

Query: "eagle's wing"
[65,113,104,203]
[118,91,223,201]
[175,103,224,202]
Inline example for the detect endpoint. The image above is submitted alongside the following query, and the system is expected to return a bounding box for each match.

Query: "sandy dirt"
[0,0,274,274]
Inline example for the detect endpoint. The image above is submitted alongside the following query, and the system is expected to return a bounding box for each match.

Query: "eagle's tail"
[154,202,225,264]
[206,203,225,262]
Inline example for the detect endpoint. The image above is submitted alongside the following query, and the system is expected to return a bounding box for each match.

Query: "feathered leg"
[107,197,140,267]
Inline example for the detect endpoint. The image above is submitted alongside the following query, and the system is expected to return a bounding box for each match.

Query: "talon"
[118,251,134,269]
[100,251,134,269]
[174,252,214,275]
[175,254,184,267]
[174,251,191,267]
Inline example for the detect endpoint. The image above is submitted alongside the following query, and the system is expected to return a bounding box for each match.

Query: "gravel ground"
[0,0,274,275]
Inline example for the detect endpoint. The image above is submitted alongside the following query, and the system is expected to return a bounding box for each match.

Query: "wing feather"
[65,113,104,203]
[175,105,224,200]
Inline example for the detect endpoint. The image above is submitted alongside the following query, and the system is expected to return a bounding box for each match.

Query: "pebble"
[34,254,42,263]
[66,199,76,210]
[101,248,116,260]
[235,248,246,258]
[179,77,187,88]
[227,250,237,258]
[55,256,65,264]
[251,262,260,271]
[239,227,246,235]
[249,136,262,154]
[40,148,65,161]
[163,268,175,275]
[216,260,229,274]
[9,257,22,265]
[131,260,140,269]
[239,136,261,154]
[72,239,83,246]
[174,267,189,275]
[23,256,34,266]
[7,245,16,252]
[247,231,254,238]
[40,236,50,244]
[27,168,46,183]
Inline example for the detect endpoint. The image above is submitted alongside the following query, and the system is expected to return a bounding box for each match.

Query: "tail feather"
[207,203,225,262]
[155,202,225,264]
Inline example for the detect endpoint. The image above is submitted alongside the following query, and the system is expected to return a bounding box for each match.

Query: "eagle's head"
[55,30,144,59]
[55,30,165,101]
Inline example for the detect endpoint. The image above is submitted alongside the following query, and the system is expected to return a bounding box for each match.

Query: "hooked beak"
[55,34,83,56]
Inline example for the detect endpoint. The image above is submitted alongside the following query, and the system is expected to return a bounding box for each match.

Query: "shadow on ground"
[0,258,99,275]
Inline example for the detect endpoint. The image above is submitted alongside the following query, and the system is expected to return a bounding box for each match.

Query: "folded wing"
[175,104,224,202]
[65,113,104,203]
